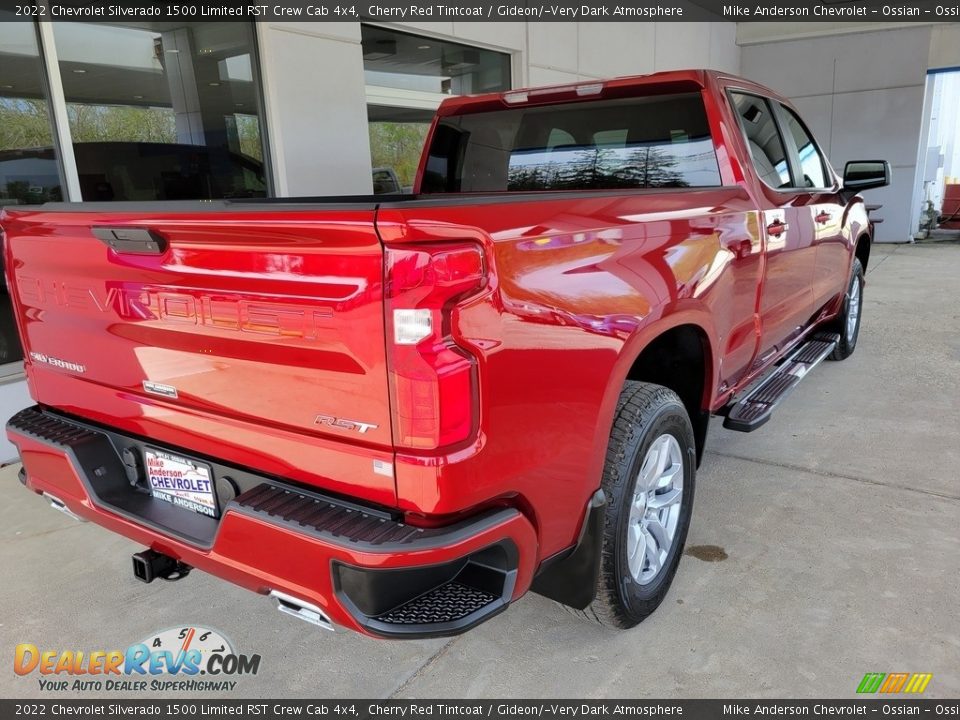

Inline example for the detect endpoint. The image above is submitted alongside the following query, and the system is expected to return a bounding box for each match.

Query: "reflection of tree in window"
[235,114,262,162]
[0,17,61,207]
[66,104,176,144]
[618,146,689,188]
[368,122,430,189]
[426,93,722,194]
[0,98,53,150]
[509,144,694,190]
[0,15,53,365]
[0,103,62,204]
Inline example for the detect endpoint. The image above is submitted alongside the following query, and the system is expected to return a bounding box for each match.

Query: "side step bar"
[723,333,839,432]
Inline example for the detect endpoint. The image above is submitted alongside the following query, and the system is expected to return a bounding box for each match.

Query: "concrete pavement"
[1,243,958,699]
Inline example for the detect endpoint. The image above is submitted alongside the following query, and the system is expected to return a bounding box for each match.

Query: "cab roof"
[436,69,784,117]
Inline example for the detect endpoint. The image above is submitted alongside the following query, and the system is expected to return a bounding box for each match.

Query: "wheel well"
[626,325,711,466]
[855,234,871,271]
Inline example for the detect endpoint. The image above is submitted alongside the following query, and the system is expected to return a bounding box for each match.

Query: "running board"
[723,333,840,432]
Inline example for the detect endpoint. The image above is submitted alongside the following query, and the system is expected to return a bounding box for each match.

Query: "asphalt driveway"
[1,242,958,699]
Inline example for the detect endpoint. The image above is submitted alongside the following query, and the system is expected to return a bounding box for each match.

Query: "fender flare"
[584,309,719,506]
[532,311,718,608]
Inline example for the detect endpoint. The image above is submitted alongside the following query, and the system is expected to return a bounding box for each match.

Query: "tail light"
[384,242,486,450]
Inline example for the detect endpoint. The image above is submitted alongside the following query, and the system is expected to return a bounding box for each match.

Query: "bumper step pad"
[723,333,839,432]
[9,406,103,449]
[376,582,498,625]
[236,483,442,547]
[235,484,426,547]
[233,482,516,553]
[334,542,518,638]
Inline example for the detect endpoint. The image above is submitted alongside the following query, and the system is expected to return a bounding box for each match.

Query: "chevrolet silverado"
[1,70,889,637]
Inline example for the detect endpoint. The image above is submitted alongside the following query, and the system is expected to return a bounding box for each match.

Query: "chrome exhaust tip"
[42,492,86,523]
[269,590,334,632]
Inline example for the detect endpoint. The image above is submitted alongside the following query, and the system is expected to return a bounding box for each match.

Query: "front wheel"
[569,381,696,629]
[829,257,864,361]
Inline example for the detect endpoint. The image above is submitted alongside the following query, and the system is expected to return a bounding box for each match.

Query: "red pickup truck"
[2,70,888,638]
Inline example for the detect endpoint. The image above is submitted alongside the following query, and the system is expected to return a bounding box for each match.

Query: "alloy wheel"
[627,433,685,585]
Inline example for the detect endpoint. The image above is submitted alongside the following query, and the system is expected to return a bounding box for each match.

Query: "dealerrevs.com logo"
[14,626,260,693]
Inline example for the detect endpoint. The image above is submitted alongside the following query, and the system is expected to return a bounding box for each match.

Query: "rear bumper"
[7,406,537,638]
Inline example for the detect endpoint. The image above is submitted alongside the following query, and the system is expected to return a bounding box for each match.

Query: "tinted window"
[362,26,510,194]
[780,105,830,189]
[367,106,432,192]
[0,18,61,207]
[362,25,510,96]
[0,16,52,369]
[729,92,791,190]
[422,93,721,193]
[51,21,268,201]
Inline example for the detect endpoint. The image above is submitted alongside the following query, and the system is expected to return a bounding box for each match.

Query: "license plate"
[145,448,218,518]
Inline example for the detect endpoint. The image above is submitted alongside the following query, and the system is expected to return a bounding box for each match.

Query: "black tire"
[567,381,696,629]
[828,258,864,361]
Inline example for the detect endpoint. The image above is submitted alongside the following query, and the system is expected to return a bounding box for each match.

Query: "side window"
[780,105,830,189]
[729,92,791,190]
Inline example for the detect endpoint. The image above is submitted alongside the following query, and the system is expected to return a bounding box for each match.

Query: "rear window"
[422,92,721,193]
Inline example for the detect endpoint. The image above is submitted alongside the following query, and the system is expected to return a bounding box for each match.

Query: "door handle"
[766,221,789,237]
[92,227,167,255]
[815,211,833,224]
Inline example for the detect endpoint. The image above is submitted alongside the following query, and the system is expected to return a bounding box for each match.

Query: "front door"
[774,102,849,312]
[729,92,817,366]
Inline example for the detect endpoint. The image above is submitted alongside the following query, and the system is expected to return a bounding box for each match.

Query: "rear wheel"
[568,381,696,629]
[829,258,864,361]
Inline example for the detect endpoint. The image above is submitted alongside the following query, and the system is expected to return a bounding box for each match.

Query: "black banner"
[1,0,959,22]
[1,700,960,719]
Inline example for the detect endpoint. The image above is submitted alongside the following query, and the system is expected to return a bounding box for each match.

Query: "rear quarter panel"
[379,188,762,556]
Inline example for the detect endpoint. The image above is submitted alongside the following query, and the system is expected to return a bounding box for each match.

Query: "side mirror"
[843,160,891,194]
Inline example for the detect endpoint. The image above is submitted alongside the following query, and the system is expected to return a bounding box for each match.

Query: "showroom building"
[1,17,960,459]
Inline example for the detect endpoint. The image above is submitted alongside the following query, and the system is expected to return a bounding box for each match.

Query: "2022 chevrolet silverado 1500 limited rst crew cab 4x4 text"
[1,70,888,638]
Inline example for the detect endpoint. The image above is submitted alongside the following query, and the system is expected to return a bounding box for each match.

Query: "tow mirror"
[843,160,890,195]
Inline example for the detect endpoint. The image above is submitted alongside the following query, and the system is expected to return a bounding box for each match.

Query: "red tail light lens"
[385,242,486,450]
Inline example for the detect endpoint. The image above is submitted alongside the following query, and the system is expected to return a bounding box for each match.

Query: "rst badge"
[314,414,378,434]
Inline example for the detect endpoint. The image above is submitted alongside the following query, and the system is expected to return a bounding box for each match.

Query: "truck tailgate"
[1,206,396,504]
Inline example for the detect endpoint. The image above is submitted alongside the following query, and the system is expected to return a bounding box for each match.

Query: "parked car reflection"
[0,142,267,204]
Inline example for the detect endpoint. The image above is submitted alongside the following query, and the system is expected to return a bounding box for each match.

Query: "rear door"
[2,205,395,498]
[728,91,816,364]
